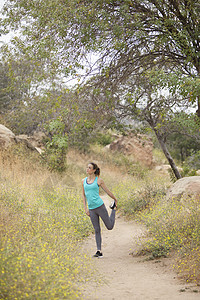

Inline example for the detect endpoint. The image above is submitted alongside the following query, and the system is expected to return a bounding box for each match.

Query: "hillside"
[0,145,200,299]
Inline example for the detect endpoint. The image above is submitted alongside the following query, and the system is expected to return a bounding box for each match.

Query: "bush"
[0,159,94,299]
[139,197,200,284]
[42,119,68,172]
[185,151,200,170]
[179,151,200,177]
[113,175,168,216]
[95,132,113,146]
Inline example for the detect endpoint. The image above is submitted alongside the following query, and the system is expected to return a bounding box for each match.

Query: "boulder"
[196,170,200,175]
[0,124,16,148]
[28,131,46,148]
[166,176,200,200]
[0,124,45,153]
[15,131,46,149]
[107,133,153,167]
[15,134,36,150]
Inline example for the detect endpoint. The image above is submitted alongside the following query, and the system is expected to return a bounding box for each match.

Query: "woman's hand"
[115,199,118,208]
[85,208,90,216]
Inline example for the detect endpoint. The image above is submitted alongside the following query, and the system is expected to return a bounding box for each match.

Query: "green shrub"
[181,162,197,177]
[185,151,200,170]
[95,132,113,146]
[42,119,68,172]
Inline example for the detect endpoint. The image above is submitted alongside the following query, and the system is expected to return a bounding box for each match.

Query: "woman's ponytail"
[90,162,100,176]
[95,167,100,176]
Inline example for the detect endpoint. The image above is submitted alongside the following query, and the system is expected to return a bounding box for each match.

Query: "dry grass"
[1,144,199,296]
[0,147,95,299]
[113,168,200,285]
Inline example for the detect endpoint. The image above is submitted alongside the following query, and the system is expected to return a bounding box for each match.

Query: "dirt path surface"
[82,196,200,300]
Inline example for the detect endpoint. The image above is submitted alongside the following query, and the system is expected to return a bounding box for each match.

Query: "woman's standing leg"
[89,209,102,251]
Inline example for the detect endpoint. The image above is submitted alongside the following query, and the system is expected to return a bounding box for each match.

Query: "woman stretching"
[82,162,117,258]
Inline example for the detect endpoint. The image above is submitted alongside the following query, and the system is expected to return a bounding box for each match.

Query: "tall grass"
[67,146,200,285]
[112,172,170,217]
[139,196,200,284]
[0,148,94,299]
[112,163,200,285]
[1,144,199,292]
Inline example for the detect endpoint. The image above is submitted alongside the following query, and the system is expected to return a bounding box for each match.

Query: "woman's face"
[86,164,95,175]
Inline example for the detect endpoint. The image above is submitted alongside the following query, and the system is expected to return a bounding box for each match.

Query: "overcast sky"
[0,0,5,10]
[0,0,15,43]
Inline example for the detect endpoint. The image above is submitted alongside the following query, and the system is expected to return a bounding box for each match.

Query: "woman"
[82,162,117,258]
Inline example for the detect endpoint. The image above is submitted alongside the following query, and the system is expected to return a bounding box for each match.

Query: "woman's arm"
[98,178,117,207]
[82,179,90,216]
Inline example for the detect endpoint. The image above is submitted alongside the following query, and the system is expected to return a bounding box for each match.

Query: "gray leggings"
[89,204,116,251]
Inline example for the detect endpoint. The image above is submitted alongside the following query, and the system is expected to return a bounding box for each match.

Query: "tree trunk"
[154,130,182,180]
[196,95,200,119]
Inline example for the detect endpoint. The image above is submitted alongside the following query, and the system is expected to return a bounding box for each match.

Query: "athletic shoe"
[109,201,116,209]
[93,251,103,258]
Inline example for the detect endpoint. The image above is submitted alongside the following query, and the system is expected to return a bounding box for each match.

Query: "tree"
[0,62,13,112]
[1,0,199,177]
[1,0,199,110]
[165,111,200,162]
[0,41,61,133]
[84,66,193,179]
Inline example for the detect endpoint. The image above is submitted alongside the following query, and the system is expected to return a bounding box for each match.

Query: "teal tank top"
[83,177,104,209]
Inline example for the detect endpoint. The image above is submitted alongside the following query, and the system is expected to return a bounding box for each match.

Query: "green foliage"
[94,131,113,146]
[146,69,200,105]
[2,0,199,93]
[1,0,200,177]
[42,119,68,172]
[181,164,197,177]
[0,52,61,134]
[69,116,96,152]
[177,150,200,177]
[185,151,200,170]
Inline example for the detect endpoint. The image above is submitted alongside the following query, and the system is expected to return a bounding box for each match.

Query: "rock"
[16,131,46,149]
[0,124,16,148]
[28,131,46,148]
[155,164,171,172]
[166,176,200,200]
[108,133,153,167]
[154,165,183,174]
[0,124,45,153]
[35,147,44,154]
[15,135,36,150]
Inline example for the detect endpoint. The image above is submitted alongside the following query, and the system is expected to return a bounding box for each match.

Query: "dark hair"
[90,162,100,176]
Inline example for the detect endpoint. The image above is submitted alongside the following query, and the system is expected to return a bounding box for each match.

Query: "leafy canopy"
[2,0,199,78]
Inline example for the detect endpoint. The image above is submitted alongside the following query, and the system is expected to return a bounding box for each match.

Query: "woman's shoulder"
[97,177,104,185]
[82,177,87,183]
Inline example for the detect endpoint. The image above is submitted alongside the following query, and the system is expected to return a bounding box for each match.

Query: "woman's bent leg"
[89,209,102,250]
[97,204,116,230]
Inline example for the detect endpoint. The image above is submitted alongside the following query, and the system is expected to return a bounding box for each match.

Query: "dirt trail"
[82,196,200,300]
